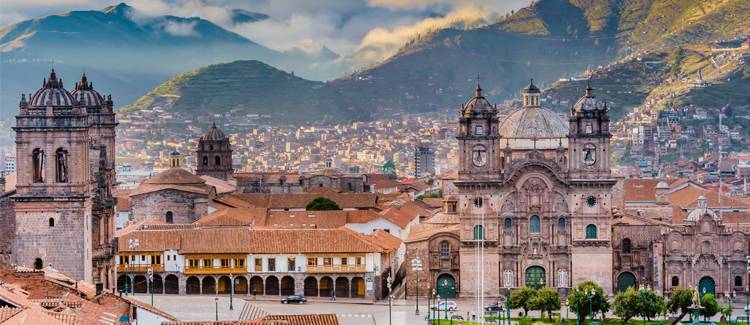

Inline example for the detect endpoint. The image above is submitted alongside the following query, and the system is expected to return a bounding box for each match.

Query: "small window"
[671,276,679,286]
[474,197,483,208]
[585,224,597,239]
[586,196,597,207]
[49,218,55,227]
[165,211,173,224]
[504,218,512,229]
[530,215,540,234]
[307,258,316,266]
[736,276,743,287]
[557,217,565,229]
[209,145,214,151]
[440,241,450,257]
[473,225,484,240]
[475,125,484,135]
[323,258,332,266]
[341,257,348,265]
[202,156,208,166]
[214,155,221,166]
[622,238,632,253]
[34,258,43,270]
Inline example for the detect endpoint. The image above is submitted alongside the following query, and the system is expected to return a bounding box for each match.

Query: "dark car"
[281,295,307,304]
[484,302,503,312]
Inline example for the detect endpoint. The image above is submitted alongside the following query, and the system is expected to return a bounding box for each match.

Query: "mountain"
[124,60,368,123]
[230,9,268,25]
[0,3,336,119]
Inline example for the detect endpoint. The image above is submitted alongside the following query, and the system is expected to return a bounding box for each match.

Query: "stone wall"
[12,199,92,283]
[0,194,15,263]
[131,190,207,224]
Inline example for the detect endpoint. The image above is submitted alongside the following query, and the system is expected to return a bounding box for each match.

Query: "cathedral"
[451,80,615,296]
[5,70,117,291]
[405,81,750,299]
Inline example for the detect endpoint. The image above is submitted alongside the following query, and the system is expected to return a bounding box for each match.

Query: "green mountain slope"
[124,60,370,123]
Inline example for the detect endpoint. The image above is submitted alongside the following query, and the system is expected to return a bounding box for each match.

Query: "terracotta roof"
[362,229,402,253]
[233,192,377,209]
[120,227,385,254]
[405,224,460,243]
[124,296,178,321]
[1,307,66,325]
[667,186,707,207]
[623,179,673,203]
[129,183,209,197]
[195,207,268,226]
[200,175,236,194]
[371,178,401,189]
[145,168,206,185]
[425,212,460,224]
[419,198,443,209]
[115,189,132,212]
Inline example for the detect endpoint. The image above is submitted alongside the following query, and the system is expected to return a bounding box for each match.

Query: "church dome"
[29,69,76,108]
[498,107,567,140]
[573,82,606,112]
[71,74,104,107]
[461,85,495,117]
[201,122,227,141]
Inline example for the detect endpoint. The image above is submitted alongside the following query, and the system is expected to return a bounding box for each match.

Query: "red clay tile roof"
[233,192,377,209]
[195,207,268,226]
[119,227,385,254]
[0,307,21,323]
[405,224,460,243]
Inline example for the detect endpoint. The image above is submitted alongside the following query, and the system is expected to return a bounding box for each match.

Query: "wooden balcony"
[117,264,164,273]
[184,266,248,275]
[306,265,366,273]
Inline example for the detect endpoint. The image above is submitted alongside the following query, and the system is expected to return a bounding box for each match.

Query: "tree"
[568,281,610,324]
[530,288,561,320]
[639,288,666,321]
[305,197,340,210]
[700,294,719,321]
[667,287,695,325]
[510,287,537,317]
[613,288,641,324]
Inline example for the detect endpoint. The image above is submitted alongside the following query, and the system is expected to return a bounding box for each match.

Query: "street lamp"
[230,275,235,311]
[412,257,423,316]
[433,288,437,324]
[147,267,154,305]
[727,290,736,324]
[214,297,219,321]
[388,273,393,325]
[564,298,569,323]
[586,288,594,324]
[427,285,431,324]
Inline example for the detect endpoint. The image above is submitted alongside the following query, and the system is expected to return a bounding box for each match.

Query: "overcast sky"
[0,0,532,57]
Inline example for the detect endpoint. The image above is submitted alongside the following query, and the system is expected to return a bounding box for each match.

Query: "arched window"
[735,276,743,287]
[55,148,68,183]
[214,156,221,166]
[671,276,679,286]
[166,211,174,224]
[622,238,632,253]
[34,258,43,270]
[209,145,214,151]
[504,218,512,229]
[440,241,450,257]
[474,197,483,208]
[530,215,540,233]
[32,148,44,182]
[202,156,208,166]
[558,217,566,229]
[473,225,484,240]
[585,224,597,239]
[48,218,54,227]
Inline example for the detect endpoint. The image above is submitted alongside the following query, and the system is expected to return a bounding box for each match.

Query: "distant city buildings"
[414,144,435,177]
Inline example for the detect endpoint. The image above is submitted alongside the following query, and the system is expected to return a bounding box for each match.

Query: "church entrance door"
[617,272,636,292]
[436,274,456,298]
[698,276,715,297]
[525,266,546,289]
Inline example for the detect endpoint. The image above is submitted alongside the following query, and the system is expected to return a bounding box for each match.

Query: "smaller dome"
[72,74,104,107]
[656,181,670,189]
[29,69,75,108]
[170,150,181,156]
[461,84,495,117]
[522,79,540,94]
[573,81,606,112]
[201,122,227,141]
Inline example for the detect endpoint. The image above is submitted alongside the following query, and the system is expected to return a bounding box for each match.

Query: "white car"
[430,301,458,311]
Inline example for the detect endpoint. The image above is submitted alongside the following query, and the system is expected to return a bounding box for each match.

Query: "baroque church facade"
[405,82,750,299]
[452,81,615,297]
[5,70,117,291]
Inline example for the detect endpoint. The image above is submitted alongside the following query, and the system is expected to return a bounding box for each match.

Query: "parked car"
[430,301,457,311]
[281,295,307,304]
[484,302,503,312]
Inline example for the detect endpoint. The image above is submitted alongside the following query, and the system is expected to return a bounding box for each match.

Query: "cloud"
[163,21,199,36]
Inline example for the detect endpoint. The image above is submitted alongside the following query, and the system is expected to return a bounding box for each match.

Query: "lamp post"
[147,267,154,305]
[214,297,219,321]
[564,298,569,324]
[433,288,437,324]
[727,290,735,324]
[412,258,423,316]
[230,275,235,311]
[388,273,393,325]
[575,289,580,325]
[427,285,431,324]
